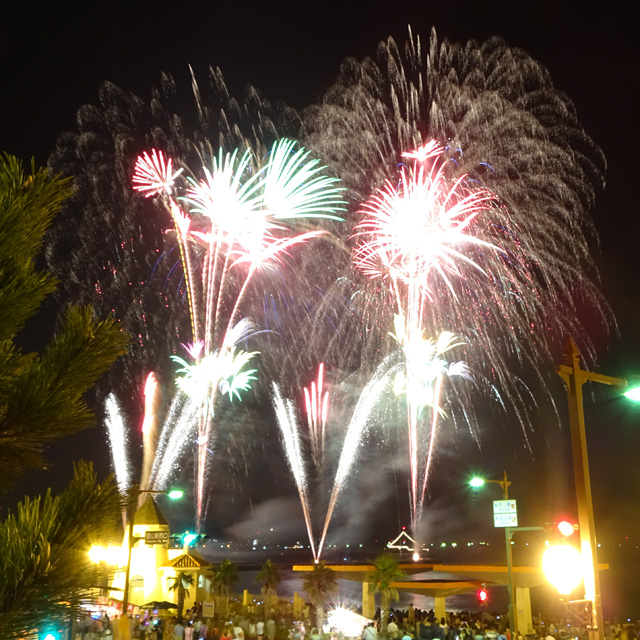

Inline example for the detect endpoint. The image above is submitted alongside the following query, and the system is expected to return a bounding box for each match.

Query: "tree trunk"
[316,604,324,631]
[178,587,185,621]
[381,593,390,637]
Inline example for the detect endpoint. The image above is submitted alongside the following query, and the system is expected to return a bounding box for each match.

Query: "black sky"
[2,0,640,606]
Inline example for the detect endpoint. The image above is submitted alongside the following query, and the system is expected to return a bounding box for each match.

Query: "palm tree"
[168,572,196,621]
[255,559,281,619]
[302,561,338,631]
[209,559,238,618]
[0,153,128,491]
[368,553,406,637]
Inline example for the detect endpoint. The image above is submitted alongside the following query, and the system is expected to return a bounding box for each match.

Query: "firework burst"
[133,138,346,529]
[304,28,610,451]
[352,142,505,532]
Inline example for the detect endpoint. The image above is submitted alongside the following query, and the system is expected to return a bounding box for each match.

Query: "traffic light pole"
[557,339,626,640]
[504,527,546,638]
[505,527,514,640]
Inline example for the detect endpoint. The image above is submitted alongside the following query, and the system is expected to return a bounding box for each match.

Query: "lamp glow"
[89,545,105,564]
[623,386,640,402]
[167,489,184,500]
[543,544,583,595]
[469,477,485,488]
[183,532,198,545]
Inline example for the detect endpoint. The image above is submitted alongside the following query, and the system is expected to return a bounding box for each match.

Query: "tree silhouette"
[256,559,282,619]
[168,571,196,622]
[368,553,406,637]
[302,561,338,630]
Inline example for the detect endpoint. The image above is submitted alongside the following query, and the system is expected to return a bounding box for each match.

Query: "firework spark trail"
[140,372,160,492]
[402,329,471,527]
[273,358,400,561]
[316,355,401,560]
[133,138,345,531]
[272,383,317,560]
[105,394,130,496]
[148,393,200,491]
[104,378,198,503]
[304,363,329,472]
[353,144,495,534]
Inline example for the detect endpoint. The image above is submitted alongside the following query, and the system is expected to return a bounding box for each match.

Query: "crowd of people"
[365,606,640,640]
[75,602,640,640]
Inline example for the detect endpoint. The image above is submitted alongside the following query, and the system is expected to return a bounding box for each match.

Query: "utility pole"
[557,338,627,640]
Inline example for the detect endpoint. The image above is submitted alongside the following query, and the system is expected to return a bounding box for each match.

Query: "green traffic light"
[167,489,184,500]
[469,477,485,488]
[623,386,640,402]
[183,532,198,545]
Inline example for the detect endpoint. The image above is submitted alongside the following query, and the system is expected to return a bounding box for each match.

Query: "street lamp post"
[470,471,516,639]
[556,339,630,640]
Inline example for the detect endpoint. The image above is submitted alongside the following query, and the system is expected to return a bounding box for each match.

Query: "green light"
[183,532,198,545]
[167,489,184,500]
[469,477,485,488]
[623,386,640,402]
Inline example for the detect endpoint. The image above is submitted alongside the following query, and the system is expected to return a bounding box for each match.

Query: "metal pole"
[121,483,139,617]
[557,339,606,640]
[506,528,515,640]
[500,475,515,640]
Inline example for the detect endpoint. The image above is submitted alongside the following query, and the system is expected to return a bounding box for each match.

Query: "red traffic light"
[477,587,488,603]
[557,520,577,537]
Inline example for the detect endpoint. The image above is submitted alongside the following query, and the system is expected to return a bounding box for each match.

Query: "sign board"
[494,512,518,527]
[493,499,517,527]
[202,602,215,618]
[144,530,169,545]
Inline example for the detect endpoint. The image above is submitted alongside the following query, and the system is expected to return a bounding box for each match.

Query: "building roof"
[135,495,169,526]
[161,549,211,570]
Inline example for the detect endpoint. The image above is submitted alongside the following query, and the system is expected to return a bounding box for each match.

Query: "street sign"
[494,512,518,527]
[144,530,169,545]
[493,499,517,527]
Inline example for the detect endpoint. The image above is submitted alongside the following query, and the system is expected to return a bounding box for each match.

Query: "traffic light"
[557,520,578,537]
[182,531,198,545]
[181,531,206,546]
[40,626,63,639]
[545,519,578,542]
[477,586,488,605]
[543,518,582,595]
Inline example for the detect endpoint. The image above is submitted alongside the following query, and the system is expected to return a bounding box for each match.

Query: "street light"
[556,338,640,640]
[543,544,583,596]
[469,471,511,497]
[469,470,516,639]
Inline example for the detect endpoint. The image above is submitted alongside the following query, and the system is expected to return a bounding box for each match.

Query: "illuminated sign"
[144,530,169,545]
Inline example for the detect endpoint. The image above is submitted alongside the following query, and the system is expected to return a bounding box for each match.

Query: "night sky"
[2,0,640,616]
